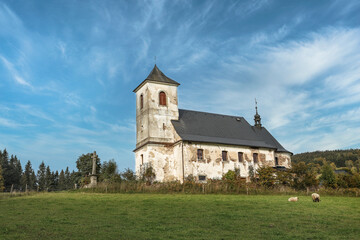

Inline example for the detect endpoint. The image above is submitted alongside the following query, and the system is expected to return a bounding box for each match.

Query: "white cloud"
[0,55,32,87]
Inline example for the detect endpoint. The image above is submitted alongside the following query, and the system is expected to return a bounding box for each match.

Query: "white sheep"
[311,193,320,202]
[288,197,298,202]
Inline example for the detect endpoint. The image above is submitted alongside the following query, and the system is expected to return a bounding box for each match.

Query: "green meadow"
[0,193,359,240]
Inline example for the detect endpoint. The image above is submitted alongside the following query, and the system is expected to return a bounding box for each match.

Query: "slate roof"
[171,109,291,153]
[133,65,180,92]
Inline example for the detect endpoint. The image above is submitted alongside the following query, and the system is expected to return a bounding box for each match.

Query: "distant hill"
[292,149,360,167]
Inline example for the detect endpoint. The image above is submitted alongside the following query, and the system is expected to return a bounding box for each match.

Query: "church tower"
[133,65,180,149]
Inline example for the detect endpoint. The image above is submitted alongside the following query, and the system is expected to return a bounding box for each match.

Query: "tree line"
[0,149,138,192]
[292,149,360,167]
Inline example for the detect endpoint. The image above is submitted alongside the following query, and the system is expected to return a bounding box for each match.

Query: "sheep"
[288,197,298,202]
[311,193,320,202]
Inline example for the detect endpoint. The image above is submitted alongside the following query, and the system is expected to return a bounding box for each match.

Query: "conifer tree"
[1,149,9,190]
[53,170,59,190]
[45,166,53,191]
[37,162,46,191]
[21,161,37,191]
[58,169,66,190]
[0,164,5,192]
[65,167,71,189]
[9,155,22,189]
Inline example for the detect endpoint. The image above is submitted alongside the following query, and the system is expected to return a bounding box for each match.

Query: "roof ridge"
[179,108,245,119]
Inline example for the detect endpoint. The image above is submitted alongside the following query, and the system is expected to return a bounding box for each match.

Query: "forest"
[292,149,360,167]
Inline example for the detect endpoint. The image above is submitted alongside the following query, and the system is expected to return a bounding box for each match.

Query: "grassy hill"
[292,149,360,167]
[1,192,359,239]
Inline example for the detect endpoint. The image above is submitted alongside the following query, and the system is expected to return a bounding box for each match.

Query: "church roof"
[133,65,180,92]
[171,109,291,153]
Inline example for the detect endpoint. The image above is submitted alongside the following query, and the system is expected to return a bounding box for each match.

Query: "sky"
[0,0,360,172]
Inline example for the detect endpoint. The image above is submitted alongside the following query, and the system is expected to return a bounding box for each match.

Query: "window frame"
[238,152,244,162]
[197,149,204,161]
[253,153,258,164]
[140,94,144,109]
[159,91,167,106]
[222,151,228,161]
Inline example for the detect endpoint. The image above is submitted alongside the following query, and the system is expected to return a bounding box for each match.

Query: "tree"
[37,162,46,191]
[58,170,66,190]
[121,168,136,181]
[0,149,9,190]
[53,171,59,190]
[141,165,156,185]
[291,162,319,190]
[248,165,255,183]
[0,164,5,192]
[65,167,72,189]
[8,155,22,189]
[76,153,101,177]
[21,161,37,191]
[45,166,54,191]
[100,159,120,183]
[257,166,276,188]
[275,170,293,186]
[320,163,337,188]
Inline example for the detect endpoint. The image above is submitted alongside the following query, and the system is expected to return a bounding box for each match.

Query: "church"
[133,65,292,182]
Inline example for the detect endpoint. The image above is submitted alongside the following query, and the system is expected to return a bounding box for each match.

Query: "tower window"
[275,157,279,166]
[197,149,203,160]
[222,151,227,161]
[253,153,258,164]
[238,152,243,162]
[140,94,143,109]
[159,91,166,106]
[141,154,144,165]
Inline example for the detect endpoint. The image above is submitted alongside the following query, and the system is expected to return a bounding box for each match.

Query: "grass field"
[0,193,359,239]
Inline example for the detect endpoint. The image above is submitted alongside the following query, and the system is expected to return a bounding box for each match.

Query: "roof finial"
[154,56,157,65]
[255,98,258,114]
[254,98,262,128]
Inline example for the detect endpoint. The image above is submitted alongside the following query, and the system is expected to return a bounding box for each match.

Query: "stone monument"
[89,151,98,187]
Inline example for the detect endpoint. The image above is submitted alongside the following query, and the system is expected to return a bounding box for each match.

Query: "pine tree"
[45,166,53,191]
[58,169,66,190]
[21,161,37,191]
[30,170,37,190]
[65,167,71,189]
[1,149,9,190]
[37,162,46,191]
[0,164,5,192]
[53,170,59,191]
[8,155,22,189]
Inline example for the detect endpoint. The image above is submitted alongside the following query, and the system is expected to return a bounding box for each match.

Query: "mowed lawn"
[0,193,359,240]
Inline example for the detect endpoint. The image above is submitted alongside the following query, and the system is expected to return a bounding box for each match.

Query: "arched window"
[159,91,166,106]
[140,94,143,109]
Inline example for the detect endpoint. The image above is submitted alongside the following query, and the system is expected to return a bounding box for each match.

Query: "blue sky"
[0,0,360,172]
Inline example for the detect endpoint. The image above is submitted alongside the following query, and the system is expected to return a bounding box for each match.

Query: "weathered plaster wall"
[135,143,183,182]
[135,82,179,148]
[275,152,292,168]
[183,142,280,180]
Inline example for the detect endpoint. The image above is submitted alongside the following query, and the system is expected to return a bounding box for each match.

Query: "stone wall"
[183,142,279,180]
